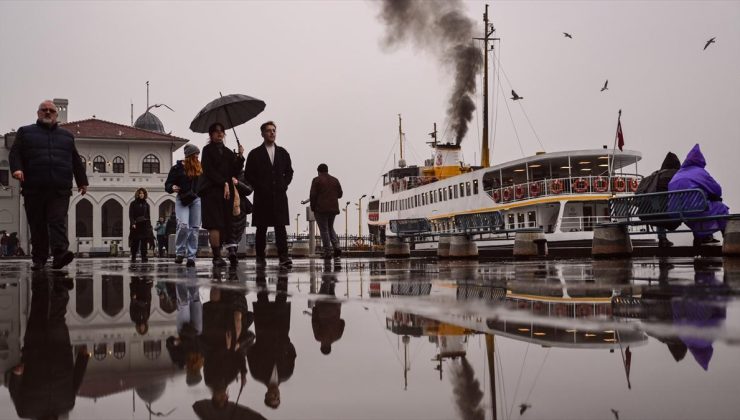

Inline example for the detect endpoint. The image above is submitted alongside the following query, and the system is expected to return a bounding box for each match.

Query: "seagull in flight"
[511,90,524,101]
[601,80,609,92]
[519,403,532,415]
[704,37,716,50]
[611,409,620,420]
[563,32,573,39]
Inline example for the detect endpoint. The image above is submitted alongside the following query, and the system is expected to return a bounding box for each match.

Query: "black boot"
[228,247,238,267]
[212,247,226,267]
[131,248,137,262]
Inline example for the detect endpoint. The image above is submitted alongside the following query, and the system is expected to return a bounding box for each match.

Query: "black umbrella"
[192,400,266,420]
[190,93,266,147]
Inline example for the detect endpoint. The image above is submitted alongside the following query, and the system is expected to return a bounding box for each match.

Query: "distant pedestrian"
[7,232,19,257]
[166,210,177,236]
[309,163,343,261]
[200,123,245,267]
[129,187,154,262]
[312,271,345,355]
[636,152,682,247]
[155,217,167,257]
[129,276,153,335]
[166,143,203,267]
[9,100,88,270]
[668,144,730,246]
[245,121,294,269]
[0,231,7,256]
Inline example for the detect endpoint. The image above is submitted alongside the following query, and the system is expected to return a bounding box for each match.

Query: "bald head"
[37,100,58,125]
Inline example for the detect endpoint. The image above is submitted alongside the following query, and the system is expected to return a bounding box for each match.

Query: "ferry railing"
[560,216,612,232]
[485,174,642,205]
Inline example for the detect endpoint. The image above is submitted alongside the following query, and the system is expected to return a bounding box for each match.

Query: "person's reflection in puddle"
[203,267,254,410]
[166,271,204,387]
[6,271,89,419]
[248,270,295,409]
[312,265,345,355]
[129,275,153,335]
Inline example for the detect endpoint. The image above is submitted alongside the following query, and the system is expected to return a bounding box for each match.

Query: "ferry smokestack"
[377,0,483,146]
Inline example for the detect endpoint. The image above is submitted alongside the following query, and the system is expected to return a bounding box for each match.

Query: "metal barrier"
[608,189,707,221]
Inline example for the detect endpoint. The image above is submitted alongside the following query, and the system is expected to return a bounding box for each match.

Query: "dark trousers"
[130,239,148,257]
[255,225,288,258]
[23,191,70,263]
[315,212,339,254]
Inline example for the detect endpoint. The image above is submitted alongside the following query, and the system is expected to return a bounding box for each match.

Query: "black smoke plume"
[378,0,483,145]
[449,356,486,420]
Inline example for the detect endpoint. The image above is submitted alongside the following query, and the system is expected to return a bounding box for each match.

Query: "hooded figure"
[637,152,683,245]
[668,144,729,240]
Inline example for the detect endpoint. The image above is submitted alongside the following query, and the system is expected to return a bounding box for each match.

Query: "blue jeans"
[315,212,339,255]
[175,197,201,259]
[176,282,202,335]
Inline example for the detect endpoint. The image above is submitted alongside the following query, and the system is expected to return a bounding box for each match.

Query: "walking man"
[309,163,343,261]
[245,121,294,268]
[9,100,88,270]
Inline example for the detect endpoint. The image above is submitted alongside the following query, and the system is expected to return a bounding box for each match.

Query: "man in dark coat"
[8,271,90,419]
[244,121,294,268]
[9,100,88,270]
[310,163,344,261]
[636,152,682,247]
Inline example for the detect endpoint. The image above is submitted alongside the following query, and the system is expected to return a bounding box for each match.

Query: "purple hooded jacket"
[668,144,729,238]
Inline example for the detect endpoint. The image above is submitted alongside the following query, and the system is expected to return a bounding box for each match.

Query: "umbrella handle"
[219,92,242,148]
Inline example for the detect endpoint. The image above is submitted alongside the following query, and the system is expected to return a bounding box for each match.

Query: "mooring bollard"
[384,237,410,258]
[513,228,547,258]
[722,217,740,256]
[592,225,633,258]
[291,240,310,258]
[437,236,451,258]
[448,234,478,259]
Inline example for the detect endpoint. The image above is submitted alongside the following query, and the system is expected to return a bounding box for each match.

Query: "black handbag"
[179,177,199,206]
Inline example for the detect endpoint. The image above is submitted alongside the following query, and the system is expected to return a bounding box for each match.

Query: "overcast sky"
[1,0,738,234]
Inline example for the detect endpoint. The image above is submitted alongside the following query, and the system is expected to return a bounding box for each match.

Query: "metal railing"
[389,176,439,193]
[485,175,642,205]
[560,216,612,232]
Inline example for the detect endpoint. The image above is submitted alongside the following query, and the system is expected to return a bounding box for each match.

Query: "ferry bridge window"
[443,188,447,201]
[517,213,525,229]
[527,211,536,228]
[507,214,515,229]
[112,156,125,173]
[466,182,471,196]
[93,155,106,173]
[448,185,453,200]
[459,183,465,197]
[454,185,459,199]
[473,179,479,194]
[483,170,501,191]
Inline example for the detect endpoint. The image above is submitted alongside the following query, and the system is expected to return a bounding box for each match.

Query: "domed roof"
[135,381,167,403]
[134,111,165,133]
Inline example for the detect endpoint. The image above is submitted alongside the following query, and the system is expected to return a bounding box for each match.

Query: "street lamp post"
[357,194,367,244]
[295,213,300,237]
[343,201,350,250]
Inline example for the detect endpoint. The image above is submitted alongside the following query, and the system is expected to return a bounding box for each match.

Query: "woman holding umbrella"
[200,123,245,267]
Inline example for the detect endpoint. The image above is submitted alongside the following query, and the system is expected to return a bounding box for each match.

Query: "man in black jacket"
[245,121,294,268]
[309,163,343,261]
[9,100,88,270]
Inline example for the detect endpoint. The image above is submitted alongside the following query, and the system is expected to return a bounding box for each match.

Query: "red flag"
[616,118,625,151]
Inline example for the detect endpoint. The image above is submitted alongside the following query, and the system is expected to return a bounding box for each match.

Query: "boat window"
[473,179,479,194]
[517,213,525,229]
[482,170,502,191]
[527,211,536,228]
[466,182,471,196]
[507,213,515,229]
[448,185,453,200]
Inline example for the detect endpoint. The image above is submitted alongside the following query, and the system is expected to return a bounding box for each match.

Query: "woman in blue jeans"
[165,144,202,267]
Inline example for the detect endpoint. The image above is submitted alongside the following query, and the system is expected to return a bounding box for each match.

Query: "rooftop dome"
[134,111,165,133]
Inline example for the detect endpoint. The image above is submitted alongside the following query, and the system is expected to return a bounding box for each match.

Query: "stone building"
[0,99,189,255]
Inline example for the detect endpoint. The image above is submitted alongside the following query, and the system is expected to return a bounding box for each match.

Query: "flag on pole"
[616,116,625,151]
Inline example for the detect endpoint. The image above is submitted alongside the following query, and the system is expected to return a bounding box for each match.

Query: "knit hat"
[184,144,200,158]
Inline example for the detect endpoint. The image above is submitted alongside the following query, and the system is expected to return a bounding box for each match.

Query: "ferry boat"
[366,8,648,249]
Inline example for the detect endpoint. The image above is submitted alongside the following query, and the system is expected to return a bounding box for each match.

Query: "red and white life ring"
[593,177,608,193]
[514,184,525,200]
[613,177,626,193]
[573,178,589,193]
[492,189,501,202]
[502,187,512,202]
[629,177,639,192]
[529,182,541,197]
[550,179,564,194]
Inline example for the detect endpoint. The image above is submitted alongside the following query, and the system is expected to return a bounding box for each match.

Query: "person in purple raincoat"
[668,144,730,245]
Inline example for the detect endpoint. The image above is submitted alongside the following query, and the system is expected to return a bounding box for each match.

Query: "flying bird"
[704,37,716,50]
[519,403,531,415]
[611,409,620,420]
[511,90,524,101]
[563,32,573,39]
[601,80,609,92]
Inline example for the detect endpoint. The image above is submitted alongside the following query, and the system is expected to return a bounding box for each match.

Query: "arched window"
[142,154,160,174]
[76,277,93,318]
[93,155,106,173]
[113,342,126,359]
[159,200,175,219]
[76,199,93,237]
[93,343,108,361]
[112,156,125,173]
[144,340,162,360]
[102,275,124,317]
[101,199,123,237]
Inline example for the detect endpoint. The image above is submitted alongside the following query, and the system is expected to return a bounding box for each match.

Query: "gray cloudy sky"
[1,0,738,234]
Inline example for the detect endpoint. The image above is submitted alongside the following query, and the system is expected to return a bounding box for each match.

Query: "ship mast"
[398,114,406,168]
[476,5,495,168]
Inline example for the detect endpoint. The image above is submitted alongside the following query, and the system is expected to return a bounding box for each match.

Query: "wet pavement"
[1,256,740,420]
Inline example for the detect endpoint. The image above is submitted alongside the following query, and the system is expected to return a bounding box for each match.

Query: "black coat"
[165,160,200,196]
[310,172,343,214]
[247,295,295,386]
[200,142,245,230]
[244,144,293,226]
[9,120,88,194]
[129,199,154,242]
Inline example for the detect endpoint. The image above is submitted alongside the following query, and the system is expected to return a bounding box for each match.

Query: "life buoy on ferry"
[613,177,627,193]
[502,187,513,202]
[629,177,639,192]
[550,179,564,194]
[593,177,608,193]
[492,189,501,203]
[514,184,525,200]
[529,182,541,197]
[573,178,589,193]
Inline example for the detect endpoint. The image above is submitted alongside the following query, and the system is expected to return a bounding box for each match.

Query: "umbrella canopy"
[190,94,266,134]
[193,400,266,420]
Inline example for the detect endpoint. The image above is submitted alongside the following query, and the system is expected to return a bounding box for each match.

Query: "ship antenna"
[398,114,406,168]
[474,4,496,167]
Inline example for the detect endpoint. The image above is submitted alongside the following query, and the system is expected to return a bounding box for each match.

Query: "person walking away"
[224,173,253,267]
[9,100,88,270]
[200,123,245,267]
[0,231,7,256]
[245,121,294,269]
[165,144,203,267]
[309,163,343,261]
[312,269,345,355]
[155,217,167,257]
[636,152,681,247]
[129,276,153,335]
[668,144,730,246]
[129,188,154,262]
